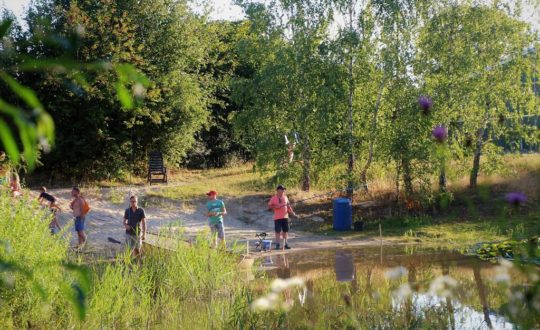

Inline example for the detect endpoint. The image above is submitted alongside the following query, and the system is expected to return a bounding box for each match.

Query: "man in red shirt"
[268,185,296,250]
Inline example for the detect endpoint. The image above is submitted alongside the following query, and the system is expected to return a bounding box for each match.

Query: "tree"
[233,0,348,191]
[6,0,214,180]
[0,16,54,171]
[418,2,539,190]
[184,20,253,168]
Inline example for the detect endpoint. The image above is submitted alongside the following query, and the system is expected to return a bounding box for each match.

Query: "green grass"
[313,210,540,251]
[108,188,125,205]
[146,164,274,200]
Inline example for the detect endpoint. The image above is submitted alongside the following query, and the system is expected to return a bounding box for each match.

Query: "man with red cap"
[206,190,227,248]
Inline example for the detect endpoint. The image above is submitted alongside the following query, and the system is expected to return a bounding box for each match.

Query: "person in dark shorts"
[38,186,57,207]
[69,187,87,248]
[268,185,297,250]
[123,195,146,257]
[206,190,227,248]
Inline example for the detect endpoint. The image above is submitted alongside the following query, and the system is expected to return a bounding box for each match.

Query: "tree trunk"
[469,127,485,190]
[402,158,413,197]
[473,266,493,329]
[302,138,311,191]
[360,76,386,191]
[405,266,417,326]
[395,161,401,204]
[346,2,355,199]
[439,165,447,193]
[442,265,456,330]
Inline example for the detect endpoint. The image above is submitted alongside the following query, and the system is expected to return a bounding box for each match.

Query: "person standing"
[268,185,296,250]
[69,187,87,247]
[123,195,146,257]
[9,172,21,197]
[206,190,227,248]
[49,206,61,234]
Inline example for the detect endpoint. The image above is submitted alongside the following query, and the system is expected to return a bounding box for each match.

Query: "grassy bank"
[142,154,538,200]
[1,190,540,329]
[313,210,540,249]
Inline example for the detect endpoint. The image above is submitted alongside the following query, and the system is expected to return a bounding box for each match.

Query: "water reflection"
[334,251,355,282]
[263,246,528,329]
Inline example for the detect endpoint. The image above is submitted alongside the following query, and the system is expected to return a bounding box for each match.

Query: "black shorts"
[274,219,289,233]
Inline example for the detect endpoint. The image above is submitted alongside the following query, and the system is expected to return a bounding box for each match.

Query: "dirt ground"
[41,185,389,258]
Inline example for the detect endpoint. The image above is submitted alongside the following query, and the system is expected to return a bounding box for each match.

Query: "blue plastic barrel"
[333,198,352,231]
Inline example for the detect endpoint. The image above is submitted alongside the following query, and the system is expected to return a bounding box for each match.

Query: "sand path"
[41,185,385,258]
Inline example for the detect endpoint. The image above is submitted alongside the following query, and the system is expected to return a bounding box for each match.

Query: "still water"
[260,245,535,329]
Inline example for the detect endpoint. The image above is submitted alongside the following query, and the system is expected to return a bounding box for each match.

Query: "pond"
[258,245,536,329]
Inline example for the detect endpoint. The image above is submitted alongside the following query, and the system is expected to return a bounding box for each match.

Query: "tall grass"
[0,190,251,328]
[0,191,73,328]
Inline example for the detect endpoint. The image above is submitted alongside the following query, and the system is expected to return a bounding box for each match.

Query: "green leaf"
[63,263,92,321]
[115,81,133,109]
[0,72,43,111]
[0,119,20,164]
[0,19,13,39]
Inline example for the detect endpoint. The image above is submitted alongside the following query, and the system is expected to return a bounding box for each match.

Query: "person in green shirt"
[206,190,227,248]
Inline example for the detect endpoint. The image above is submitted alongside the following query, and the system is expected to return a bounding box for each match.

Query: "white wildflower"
[270,277,305,292]
[270,278,287,292]
[429,275,457,298]
[287,277,305,288]
[384,266,408,280]
[251,297,273,311]
[393,283,413,300]
[252,277,306,312]
[266,292,280,304]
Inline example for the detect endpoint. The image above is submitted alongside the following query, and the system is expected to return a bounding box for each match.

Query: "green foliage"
[0,19,54,170]
[184,21,253,168]
[418,1,540,187]
[233,0,349,190]
[1,0,215,180]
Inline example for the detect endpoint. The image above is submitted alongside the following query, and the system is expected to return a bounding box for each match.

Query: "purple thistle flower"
[418,96,433,115]
[432,125,448,143]
[505,192,527,206]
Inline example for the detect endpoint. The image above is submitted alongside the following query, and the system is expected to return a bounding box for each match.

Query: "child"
[38,186,58,208]
[49,205,62,234]
[9,173,21,197]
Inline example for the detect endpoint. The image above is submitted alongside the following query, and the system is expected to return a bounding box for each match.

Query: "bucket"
[262,240,272,251]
